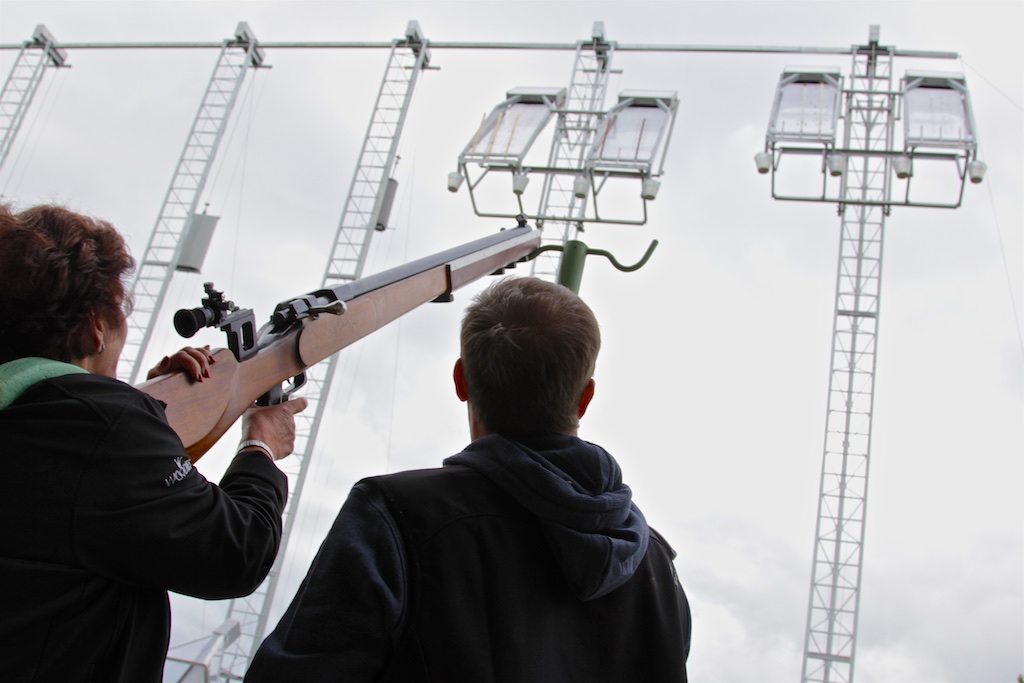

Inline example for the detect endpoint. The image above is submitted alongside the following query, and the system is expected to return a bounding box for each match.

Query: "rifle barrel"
[137,225,540,461]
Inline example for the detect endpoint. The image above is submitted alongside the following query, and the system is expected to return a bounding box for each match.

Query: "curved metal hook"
[525,240,659,270]
[522,239,658,294]
[526,244,565,260]
[589,239,659,272]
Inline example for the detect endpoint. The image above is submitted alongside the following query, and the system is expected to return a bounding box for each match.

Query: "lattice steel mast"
[756,26,981,682]
[530,23,613,281]
[120,23,265,383]
[0,25,66,175]
[214,23,431,680]
[801,29,894,683]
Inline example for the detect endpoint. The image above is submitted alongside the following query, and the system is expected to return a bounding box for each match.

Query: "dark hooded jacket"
[246,433,690,682]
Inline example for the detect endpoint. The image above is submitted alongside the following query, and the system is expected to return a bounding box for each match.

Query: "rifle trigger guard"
[256,372,307,407]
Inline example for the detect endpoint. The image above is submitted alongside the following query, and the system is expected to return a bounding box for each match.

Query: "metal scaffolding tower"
[755,26,981,680]
[0,25,66,175]
[802,32,893,683]
[120,23,265,384]
[213,22,431,680]
[530,23,614,281]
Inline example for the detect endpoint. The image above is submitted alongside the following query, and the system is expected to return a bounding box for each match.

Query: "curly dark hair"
[460,277,601,437]
[0,204,135,364]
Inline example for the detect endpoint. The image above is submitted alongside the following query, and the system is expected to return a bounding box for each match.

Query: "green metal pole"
[557,240,589,294]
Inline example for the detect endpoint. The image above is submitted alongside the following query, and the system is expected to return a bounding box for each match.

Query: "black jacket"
[0,367,288,682]
[247,433,690,682]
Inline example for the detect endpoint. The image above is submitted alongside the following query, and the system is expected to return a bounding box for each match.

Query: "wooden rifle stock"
[137,226,540,462]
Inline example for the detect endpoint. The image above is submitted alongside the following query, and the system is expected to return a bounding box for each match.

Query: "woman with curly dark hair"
[0,204,306,682]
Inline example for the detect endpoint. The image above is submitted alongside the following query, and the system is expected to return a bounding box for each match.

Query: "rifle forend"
[137,223,541,462]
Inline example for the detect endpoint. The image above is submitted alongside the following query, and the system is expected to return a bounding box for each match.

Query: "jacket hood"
[444,433,649,600]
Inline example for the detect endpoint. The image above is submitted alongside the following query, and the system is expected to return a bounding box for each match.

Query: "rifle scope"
[173,306,217,338]
[173,283,239,339]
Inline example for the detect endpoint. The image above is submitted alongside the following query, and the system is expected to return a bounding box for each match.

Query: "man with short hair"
[246,276,691,682]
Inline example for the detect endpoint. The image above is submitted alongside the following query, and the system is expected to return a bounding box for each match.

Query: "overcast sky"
[2,1,1021,681]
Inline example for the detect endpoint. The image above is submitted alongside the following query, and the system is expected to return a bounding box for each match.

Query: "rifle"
[137,220,541,462]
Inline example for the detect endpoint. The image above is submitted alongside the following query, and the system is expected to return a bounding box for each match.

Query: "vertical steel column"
[120,24,264,383]
[530,23,613,281]
[215,24,430,680]
[802,30,894,683]
[0,25,66,174]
